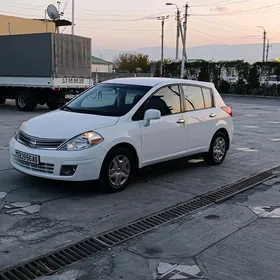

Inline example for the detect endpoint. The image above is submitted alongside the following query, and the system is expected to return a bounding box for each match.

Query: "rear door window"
[202,88,213,108]
[182,85,204,111]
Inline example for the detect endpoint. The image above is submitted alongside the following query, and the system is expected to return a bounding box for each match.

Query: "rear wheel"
[46,102,59,110]
[204,132,228,165]
[38,101,46,106]
[15,91,37,111]
[0,97,6,105]
[47,101,65,110]
[99,147,136,193]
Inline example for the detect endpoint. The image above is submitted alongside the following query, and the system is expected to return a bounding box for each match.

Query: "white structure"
[91,56,114,73]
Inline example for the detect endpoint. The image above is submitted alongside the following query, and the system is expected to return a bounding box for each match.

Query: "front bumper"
[9,138,106,181]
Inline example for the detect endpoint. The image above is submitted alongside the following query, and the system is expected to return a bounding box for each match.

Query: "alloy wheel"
[108,155,131,188]
[213,136,226,162]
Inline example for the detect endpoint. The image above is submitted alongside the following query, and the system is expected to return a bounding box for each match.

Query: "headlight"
[58,131,104,151]
[14,121,27,139]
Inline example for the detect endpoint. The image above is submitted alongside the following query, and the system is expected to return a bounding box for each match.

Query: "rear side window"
[182,85,204,111]
[202,88,214,108]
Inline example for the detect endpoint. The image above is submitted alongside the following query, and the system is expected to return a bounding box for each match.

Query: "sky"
[1,0,280,51]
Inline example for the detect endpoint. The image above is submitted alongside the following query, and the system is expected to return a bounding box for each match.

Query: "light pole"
[166,2,180,60]
[72,0,75,35]
[257,26,266,62]
[157,15,170,77]
[180,3,189,78]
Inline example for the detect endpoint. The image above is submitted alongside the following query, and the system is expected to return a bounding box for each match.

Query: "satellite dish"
[47,4,59,20]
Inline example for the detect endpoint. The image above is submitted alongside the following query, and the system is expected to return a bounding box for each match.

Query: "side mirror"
[143,109,161,127]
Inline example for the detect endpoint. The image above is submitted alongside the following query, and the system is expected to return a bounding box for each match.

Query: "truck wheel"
[15,91,37,111]
[0,97,6,105]
[46,102,60,110]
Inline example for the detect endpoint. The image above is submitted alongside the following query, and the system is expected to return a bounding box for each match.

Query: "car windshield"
[61,83,152,116]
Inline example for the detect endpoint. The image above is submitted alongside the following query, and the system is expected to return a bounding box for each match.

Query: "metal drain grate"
[0,169,275,280]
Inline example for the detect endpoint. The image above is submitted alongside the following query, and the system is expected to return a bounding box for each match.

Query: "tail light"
[221,106,232,117]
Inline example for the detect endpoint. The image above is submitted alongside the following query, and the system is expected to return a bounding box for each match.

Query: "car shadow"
[14,156,207,197]
[0,102,50,113]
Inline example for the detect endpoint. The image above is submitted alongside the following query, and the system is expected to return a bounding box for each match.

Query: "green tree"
[113,52,150,73]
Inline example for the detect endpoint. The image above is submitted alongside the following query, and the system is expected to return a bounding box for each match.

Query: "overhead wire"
[191,17,259,33]
[192,0,256,7]
[1,0,278,47]
[76,26,174,32]
[191,3,280,16]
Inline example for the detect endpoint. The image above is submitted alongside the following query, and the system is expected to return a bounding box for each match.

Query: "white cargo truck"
[0,33,93,111]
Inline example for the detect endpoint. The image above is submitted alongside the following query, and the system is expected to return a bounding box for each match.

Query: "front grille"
[18,131,66,149]
[13,157,55,174]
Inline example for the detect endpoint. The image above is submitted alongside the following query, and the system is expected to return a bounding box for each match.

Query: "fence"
[92,72,152,82]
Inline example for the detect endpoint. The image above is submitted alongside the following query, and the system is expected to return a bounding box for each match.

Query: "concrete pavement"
[1,97,280,279]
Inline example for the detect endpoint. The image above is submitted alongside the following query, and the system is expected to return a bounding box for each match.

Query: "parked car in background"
[10,78,234,192]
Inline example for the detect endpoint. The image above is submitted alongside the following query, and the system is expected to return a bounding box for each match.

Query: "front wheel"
[204,132,228,165]
[99,147,136,193]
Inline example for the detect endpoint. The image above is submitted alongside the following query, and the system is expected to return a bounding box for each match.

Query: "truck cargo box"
[0,33,92,79]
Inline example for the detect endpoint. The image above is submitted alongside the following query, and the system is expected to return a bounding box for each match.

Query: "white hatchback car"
[10,78,234,192]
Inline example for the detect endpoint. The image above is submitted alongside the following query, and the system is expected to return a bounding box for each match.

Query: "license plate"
[15,150,40,165]
[65,94,76,100]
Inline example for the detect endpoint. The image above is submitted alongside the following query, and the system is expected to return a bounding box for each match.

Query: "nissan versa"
[10,78,234,192]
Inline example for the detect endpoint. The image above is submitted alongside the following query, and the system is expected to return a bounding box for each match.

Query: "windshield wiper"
[61,105,74,112]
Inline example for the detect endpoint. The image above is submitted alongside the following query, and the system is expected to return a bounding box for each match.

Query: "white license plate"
[15,150,40,165]
[65,94,76,100]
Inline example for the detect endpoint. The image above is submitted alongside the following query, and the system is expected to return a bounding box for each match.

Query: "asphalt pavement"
[1,97,280,279]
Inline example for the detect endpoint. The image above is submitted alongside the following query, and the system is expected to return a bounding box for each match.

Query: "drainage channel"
[0,169,275,280]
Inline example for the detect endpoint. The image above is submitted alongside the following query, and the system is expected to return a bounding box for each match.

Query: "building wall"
[91,64,113,73]
[0,14,56,35]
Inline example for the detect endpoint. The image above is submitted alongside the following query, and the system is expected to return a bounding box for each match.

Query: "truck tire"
[0,97,6,105]
[15,91,37,111]
[46,102,60,110]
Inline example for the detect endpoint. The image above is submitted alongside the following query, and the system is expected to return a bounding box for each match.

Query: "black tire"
[204,131,228,165]
[99,147,136,193]
[15,91,37,111]
[0,97,6,105]
[46,102,60,110]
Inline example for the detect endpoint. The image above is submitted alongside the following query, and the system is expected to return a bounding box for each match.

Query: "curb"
[221,94,280,99]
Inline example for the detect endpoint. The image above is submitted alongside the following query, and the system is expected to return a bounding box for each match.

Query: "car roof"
[103,77,214,88]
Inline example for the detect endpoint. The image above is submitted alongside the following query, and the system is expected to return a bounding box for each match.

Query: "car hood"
[21,110,119,139]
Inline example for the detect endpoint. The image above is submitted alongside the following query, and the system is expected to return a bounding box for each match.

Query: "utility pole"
[157,15,169,77]
[266,39,272,62]
[262,29,267,62]
[57,1,61,33]
[180,3,189,78]
[257,26,266,62]
[176,10,180,60]
[72,0,75,35]
[179,23,186,59]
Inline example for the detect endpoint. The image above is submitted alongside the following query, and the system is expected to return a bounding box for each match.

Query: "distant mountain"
[93,43,280,63]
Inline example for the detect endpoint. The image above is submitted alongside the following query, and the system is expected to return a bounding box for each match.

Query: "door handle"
[209,113,217,118]
[177,119,185,124]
